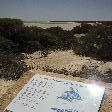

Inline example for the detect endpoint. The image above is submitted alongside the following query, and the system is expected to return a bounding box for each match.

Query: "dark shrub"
[0,51,29,80]
[71,23,93,34]
[0,18,23,42]
[73,24,112,60]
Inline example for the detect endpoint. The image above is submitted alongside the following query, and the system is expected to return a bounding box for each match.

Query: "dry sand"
[24,50,112,79]
[0,79,15,98]
[24,22,80,30]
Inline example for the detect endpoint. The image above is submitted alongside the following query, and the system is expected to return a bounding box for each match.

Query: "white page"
[4,74,105,112]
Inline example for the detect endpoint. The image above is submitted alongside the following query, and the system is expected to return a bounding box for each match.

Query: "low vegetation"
[0,18,112,60]
[0,51,29,80]
[73,23,112,60]
[0,18,75,53]
[0,18,112,80]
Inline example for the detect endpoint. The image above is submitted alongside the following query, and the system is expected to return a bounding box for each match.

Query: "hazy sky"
[0,0,112,21]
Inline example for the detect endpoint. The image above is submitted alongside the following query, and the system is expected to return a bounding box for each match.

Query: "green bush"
[1,18,112,61]
[0,51,29,80]
[71,23,93,34]
[0,18,23,41]
[0,36,8,43]
[73,24,112,60]
[0,18,75,52]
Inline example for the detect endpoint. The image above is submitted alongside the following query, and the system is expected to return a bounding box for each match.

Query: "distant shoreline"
[24,20,112,24]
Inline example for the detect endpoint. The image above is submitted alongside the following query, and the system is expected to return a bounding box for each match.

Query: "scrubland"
[0,19,112,111]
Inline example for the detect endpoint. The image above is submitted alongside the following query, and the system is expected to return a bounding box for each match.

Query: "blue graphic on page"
[51,107,80,112]
[57,87,82,102]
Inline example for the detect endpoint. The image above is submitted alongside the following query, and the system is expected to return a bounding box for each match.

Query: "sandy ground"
[24,22,80,30]
[24,50,112,81]
[0,50,112,111]
[0,79,15,98]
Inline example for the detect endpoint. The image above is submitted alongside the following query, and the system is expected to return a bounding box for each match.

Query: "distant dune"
[24,22,80,30]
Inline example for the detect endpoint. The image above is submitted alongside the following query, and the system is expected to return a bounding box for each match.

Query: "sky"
[0,0,112,21]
